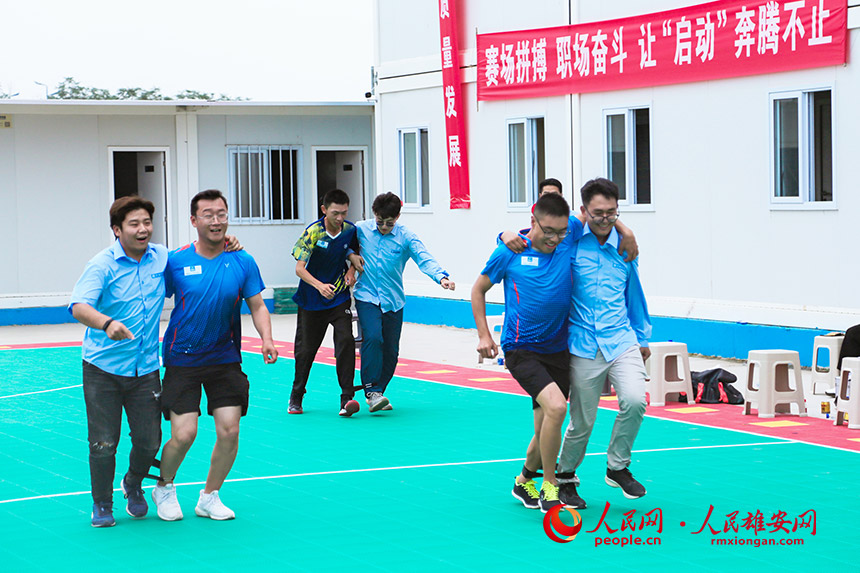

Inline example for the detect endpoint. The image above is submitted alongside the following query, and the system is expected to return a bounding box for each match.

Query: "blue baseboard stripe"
[1,298,276,327]
[3,297,831,366]
[403,295,831,367]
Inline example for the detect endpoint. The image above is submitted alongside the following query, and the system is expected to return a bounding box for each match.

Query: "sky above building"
[1,0,374,102]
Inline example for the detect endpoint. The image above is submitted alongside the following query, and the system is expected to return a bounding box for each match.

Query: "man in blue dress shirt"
[556,178,651,509]
[472,193,580,514]
[70,196,167,527]
[353,192,454,412]
[151,190,277,522]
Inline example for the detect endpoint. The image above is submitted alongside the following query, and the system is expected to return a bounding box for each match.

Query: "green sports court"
[1,343,857,572]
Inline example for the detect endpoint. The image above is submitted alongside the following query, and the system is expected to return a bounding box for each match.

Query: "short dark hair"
[539,178,563,194]
[109,196,155,229]
[580,177,619,205]
[191,189,228,217]
[322,189,350,208]
[371,192,402,219]
[533,192,570,219]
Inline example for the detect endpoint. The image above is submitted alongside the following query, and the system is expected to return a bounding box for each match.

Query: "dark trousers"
[291,299,356,405]
[838,324,860,369]
[356,300,404,395]
[82,361,162,504]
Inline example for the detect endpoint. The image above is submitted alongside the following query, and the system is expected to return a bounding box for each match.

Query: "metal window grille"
[227,145,301,222]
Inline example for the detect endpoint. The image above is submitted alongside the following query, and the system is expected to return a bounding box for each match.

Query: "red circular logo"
[543,505,583,543]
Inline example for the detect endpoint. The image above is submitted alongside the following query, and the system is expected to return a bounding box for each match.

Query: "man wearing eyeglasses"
[151,189,278,522]
[472,192,579,514]
[352,192,454,412]
[556,177,651,509]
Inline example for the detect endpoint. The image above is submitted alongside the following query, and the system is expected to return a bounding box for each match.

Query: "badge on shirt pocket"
[317,240,329,249]
[183,265,202,276]
[521,256,539,267]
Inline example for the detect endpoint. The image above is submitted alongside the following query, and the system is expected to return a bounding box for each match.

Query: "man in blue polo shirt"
[472,193,581,514]
[70,196,166,527]
[289,188,362,417]
[353,192,454,412]
[556,178,651,509]
[151,189,277,522]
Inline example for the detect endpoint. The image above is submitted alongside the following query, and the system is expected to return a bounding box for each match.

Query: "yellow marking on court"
[417,369,457,374]
[847,438,860,442]
[665,406,719,413]
[749,420,808,428]
[0,346,11,349]
[469,377,510,382]
[600,396,618,401]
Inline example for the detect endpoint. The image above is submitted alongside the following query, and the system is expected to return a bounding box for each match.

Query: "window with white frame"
[398,128,430,207]
[226,145,301,223]
[604,108,651,205]
[771,89,832,203]
[507,117,545,206]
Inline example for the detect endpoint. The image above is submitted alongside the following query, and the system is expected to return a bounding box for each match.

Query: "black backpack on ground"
[679,368,745,405]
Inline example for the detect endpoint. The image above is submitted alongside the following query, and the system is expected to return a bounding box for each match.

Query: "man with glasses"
[351,192,454,412]
[288,189,363,417]
[151,189,278,521]
[556,177,651,509]
[472,193,578,513]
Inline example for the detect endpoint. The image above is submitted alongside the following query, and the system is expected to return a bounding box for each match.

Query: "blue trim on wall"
[0,307,78,326]
[3,297,832,366]
[402,295,830,366]
[1,298,276,327]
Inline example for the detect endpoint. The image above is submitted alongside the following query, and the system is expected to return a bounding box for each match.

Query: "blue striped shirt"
[353,220,448,313]
[69,240,167,377]
[568,225,651,362]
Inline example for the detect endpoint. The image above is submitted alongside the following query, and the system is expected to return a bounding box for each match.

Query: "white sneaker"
[195,490,235,520]
[152,483,183,521]
[366,392,389,412]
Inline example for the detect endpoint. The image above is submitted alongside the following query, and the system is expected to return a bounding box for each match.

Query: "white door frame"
[311,145,371,220]
[107,146,173,247]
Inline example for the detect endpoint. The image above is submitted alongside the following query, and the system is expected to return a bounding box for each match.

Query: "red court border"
[4,337,858,453]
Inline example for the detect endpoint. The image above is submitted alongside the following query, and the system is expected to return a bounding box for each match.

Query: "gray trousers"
[557,345,647,482]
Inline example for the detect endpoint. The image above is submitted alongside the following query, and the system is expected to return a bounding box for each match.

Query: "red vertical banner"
[439,0,471,209]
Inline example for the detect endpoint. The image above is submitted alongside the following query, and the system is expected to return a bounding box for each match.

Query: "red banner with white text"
[477,0,847,100]
[439,0,471,209]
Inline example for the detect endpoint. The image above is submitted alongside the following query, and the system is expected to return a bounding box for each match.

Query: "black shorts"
[504,349,570,409]
[161,362,250,420]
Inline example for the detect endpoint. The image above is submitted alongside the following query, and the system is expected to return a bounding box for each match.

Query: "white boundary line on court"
[0,384,82,399]
[0,441,793,505]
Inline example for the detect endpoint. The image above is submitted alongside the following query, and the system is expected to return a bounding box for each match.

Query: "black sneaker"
[288,398,303,414]
[339,399,360,417]
[605,468,646,499]
[511,478,540,509]
[538,482,562,514]
[559,482,587,509]
[121,474,148,518]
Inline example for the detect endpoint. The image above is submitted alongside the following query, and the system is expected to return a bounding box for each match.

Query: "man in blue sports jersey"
[556,178,651,509]
[151,189,277,522]
[289,188,362,417]
[352,192,454,412]
[472,193,581,514]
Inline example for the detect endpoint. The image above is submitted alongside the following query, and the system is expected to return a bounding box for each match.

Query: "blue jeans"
[356,301,404,395]
[82,361,162,503]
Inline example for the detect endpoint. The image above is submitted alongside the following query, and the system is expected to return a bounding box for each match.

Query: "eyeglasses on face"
[536,219,569,239]
[584,206,619,223]
[375,219,396,228]
[197,212,229,223]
